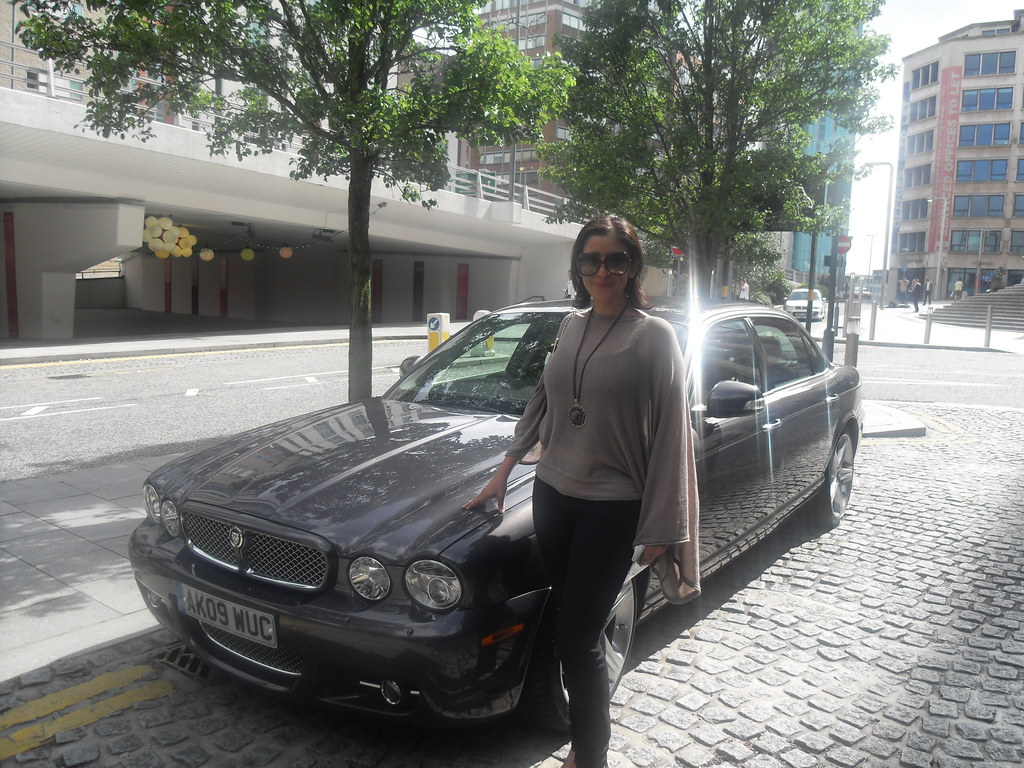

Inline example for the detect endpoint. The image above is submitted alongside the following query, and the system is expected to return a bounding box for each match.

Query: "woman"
[465,215,699,768]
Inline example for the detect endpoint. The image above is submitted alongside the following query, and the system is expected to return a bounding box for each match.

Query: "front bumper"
[130,521,548,725]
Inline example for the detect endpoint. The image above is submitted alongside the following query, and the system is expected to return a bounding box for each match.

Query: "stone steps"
[931,284,1024,331]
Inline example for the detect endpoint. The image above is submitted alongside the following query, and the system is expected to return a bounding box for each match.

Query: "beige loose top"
[507,308,701,603]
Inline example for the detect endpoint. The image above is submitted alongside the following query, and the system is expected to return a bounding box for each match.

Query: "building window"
[907,130,934,154]
[908,96,936,122]
[911,61,939,90]
[898,232,927,253]
[1013,195,1024,217]
[904,164,932,187]
[1012,231,1024,252]
[517,35,546,50]
[952,195,1004,217]
[960,123,1010,146]
[961,87,1014,111]
[563,12,582,30]
[956,159,1007,182]
[964,51,1016,76]
[901,199,930,220]
[950,230,1001,252]
[26,69,49,92]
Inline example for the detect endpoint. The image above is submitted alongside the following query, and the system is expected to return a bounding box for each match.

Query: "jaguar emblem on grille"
[228,526,245,549]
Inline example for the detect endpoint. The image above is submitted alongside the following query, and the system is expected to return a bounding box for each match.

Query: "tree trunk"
[347,151,374,402]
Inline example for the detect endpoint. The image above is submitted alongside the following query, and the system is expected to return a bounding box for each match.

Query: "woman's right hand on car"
[463,455,518,512]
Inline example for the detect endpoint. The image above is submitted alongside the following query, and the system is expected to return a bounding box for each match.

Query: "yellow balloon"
[178,226,190,238]
[188,235,198,246]
[240,248,255,261]
[145,215,158,228]
[182,247,193,258]
[157,216,173,230]
[156,250,171,259]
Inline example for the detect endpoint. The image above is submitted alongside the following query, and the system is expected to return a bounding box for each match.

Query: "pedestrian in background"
[909,279,922,312]
[465,214,699,768]
[738,278,749,300]
[924,278,933,305]
[954,279,964,301]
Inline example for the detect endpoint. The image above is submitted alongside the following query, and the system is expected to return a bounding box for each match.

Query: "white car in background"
[784,288,824,321]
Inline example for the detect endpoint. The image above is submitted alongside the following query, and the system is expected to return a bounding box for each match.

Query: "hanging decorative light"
[240,248,255,261]
[199,248,215,262]
[279,246,293,259]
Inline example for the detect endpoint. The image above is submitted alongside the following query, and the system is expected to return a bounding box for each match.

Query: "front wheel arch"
[517,576,641,730]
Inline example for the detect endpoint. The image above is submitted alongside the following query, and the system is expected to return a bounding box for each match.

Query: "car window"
[751,317,827,390]
[388,312,564,415]
[699,319,757,399]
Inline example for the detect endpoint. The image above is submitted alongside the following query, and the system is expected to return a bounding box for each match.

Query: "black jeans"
[532,478,641,768]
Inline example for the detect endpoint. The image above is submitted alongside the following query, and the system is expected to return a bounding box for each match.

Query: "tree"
[540,0,893,296]
[19,0,571,400]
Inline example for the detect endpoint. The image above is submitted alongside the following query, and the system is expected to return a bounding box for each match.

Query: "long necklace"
[568,304,629,427]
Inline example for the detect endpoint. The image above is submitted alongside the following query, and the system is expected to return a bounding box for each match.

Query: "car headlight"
[405,560,462,611]
[349,556,391,601]
[160,500,181,538]
[144,484,161,522]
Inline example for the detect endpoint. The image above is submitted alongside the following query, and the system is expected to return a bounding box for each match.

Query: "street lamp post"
[864,161,894,308]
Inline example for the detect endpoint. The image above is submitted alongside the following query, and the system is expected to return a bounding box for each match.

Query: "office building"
[897,9,1024,299]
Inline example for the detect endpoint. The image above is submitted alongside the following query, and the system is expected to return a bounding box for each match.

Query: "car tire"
[812,430,855,528]
[519,576,640,730]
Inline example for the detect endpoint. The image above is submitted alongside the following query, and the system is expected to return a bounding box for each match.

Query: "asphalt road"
[2,339,1022,480]
[0,341,417,481]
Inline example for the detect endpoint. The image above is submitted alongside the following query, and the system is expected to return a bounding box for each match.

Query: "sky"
[845,0,1016,275]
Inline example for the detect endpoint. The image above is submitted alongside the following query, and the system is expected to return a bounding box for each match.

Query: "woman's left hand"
[639,545,669,567]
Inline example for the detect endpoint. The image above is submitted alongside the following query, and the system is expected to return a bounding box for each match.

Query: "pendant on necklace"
[568,403,587,427]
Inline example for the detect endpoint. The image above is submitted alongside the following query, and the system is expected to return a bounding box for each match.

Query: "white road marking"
[0,397,101,411]
[225,370,345,385]
[263,383,315,391]
[0,403,138,422]
[21,406,48,416]
[863,378,1004,387]
[185,389,199,397]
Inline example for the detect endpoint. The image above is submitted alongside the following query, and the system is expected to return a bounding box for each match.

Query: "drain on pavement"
[154,644,211,679]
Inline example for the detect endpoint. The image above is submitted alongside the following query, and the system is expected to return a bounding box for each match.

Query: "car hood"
[150,399,519,560]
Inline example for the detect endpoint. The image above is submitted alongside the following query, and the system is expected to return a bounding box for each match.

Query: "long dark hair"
[568,215,651,310]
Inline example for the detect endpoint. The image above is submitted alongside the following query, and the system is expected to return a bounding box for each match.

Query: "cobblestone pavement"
[1,403,1021,768]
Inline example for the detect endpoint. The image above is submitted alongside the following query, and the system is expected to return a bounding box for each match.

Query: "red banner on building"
[930,65,962,253]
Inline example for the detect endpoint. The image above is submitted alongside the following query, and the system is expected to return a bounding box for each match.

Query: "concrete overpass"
[0,78,580,340]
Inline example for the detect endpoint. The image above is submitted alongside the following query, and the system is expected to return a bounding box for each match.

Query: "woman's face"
[577,234,635,308]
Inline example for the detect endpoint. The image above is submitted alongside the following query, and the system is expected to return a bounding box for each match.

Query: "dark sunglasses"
[576,251,632,277]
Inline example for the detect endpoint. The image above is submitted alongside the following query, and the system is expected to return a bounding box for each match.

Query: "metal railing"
[2,39,566,218]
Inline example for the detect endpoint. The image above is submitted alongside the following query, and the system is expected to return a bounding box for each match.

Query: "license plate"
[176,584,277,648]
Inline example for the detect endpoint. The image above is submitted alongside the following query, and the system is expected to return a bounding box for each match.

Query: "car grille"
[183,511,329,590]
[202,623,303,675]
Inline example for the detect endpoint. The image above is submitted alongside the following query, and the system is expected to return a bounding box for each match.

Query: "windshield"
[788,290,819,301]
[387,311,567,416]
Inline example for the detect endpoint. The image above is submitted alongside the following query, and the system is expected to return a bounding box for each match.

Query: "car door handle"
[762,419,781,432]
[825,394,839,403]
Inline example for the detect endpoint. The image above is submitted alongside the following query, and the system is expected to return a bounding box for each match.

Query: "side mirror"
[707,380,762,418]
[399,356,420,377]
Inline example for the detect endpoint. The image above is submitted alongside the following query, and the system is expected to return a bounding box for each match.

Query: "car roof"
[495,297,795,326]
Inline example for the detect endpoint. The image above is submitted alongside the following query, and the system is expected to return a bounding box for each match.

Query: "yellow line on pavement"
[0,665,154,731]
[0,342,348,369]
[0,679,174,760]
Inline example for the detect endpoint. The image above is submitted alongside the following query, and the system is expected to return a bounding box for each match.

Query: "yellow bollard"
[427,313,450,351]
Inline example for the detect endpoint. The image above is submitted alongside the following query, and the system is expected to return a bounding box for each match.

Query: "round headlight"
[144,484,161,522]
[349,556,391,601]
[160,500,181,538]
[405,560,462,611]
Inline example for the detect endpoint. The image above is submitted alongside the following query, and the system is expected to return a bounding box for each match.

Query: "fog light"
[381,680,405,706]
